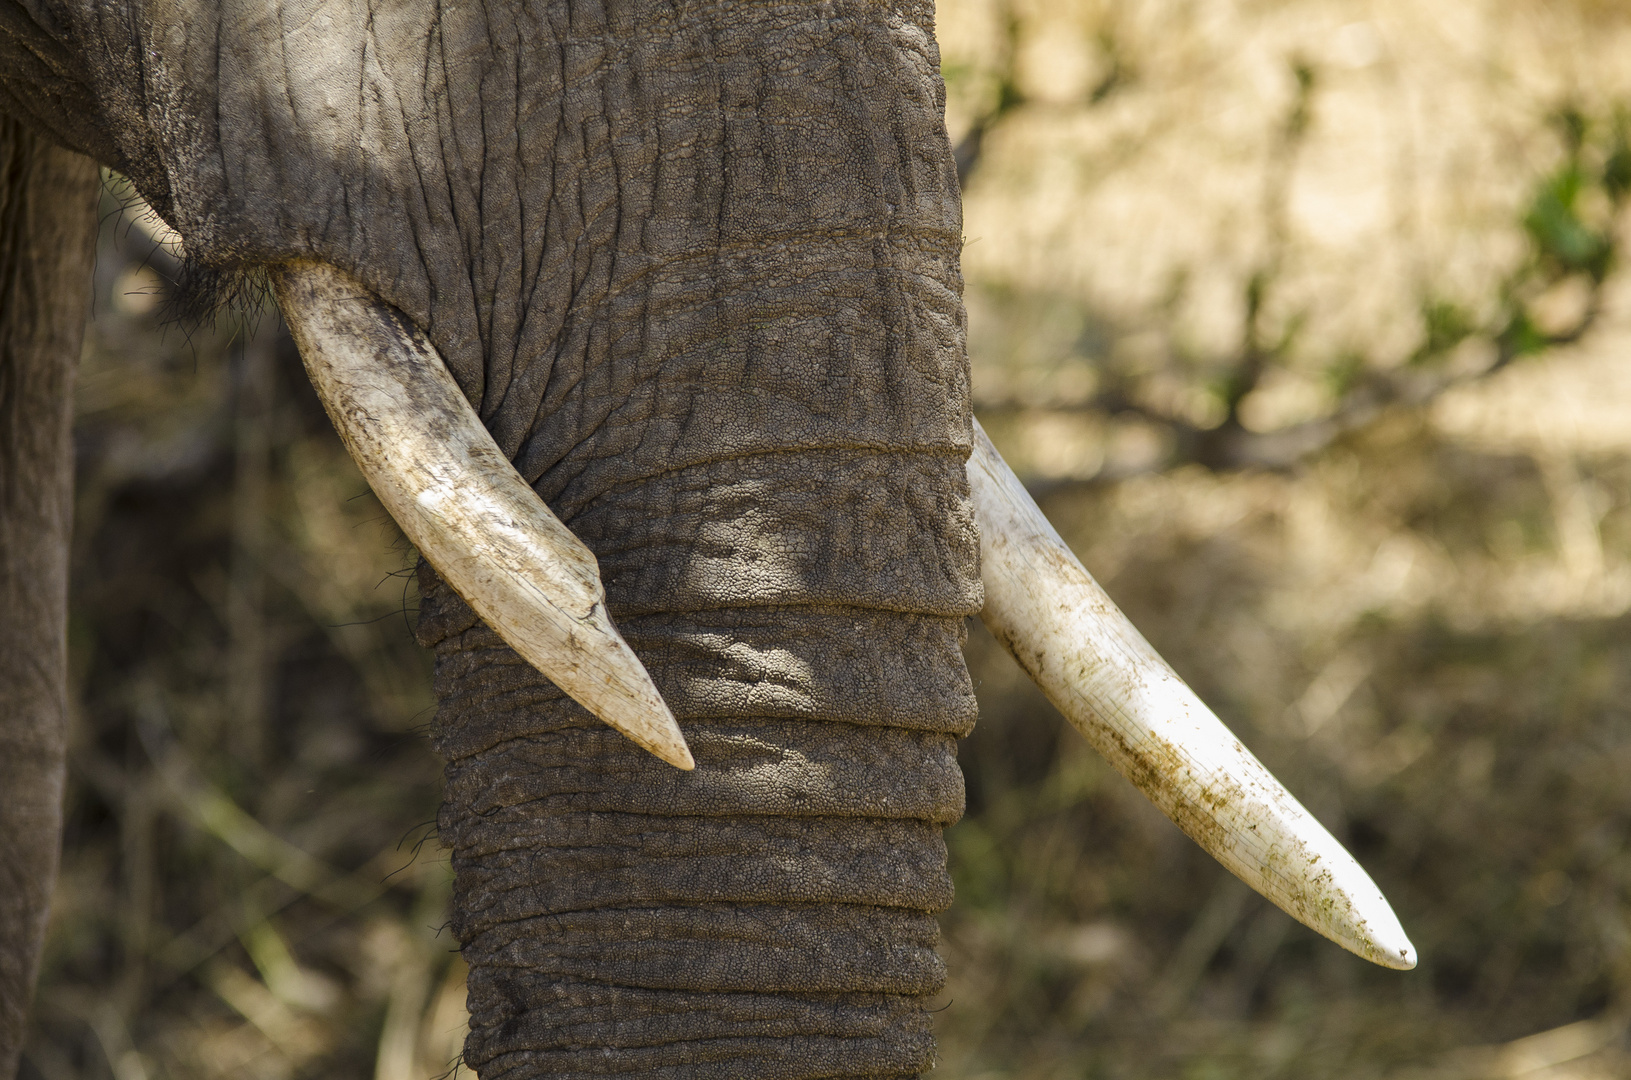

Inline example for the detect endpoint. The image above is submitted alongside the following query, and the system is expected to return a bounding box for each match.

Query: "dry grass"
[939,0,1631,1074]
[944,393,1631,1076]
[22,0,1631,1075]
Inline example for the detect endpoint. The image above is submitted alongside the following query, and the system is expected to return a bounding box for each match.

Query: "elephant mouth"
[274,258,1416,973]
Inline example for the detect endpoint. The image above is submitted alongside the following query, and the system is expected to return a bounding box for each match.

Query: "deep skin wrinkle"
[0,1,980,1074]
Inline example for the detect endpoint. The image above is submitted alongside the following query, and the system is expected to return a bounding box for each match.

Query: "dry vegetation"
[25,208,457,1079]
[20,0,1631,1076]
[941,0,1631,1076]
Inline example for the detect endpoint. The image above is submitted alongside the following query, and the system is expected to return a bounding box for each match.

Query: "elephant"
[0,2,1413,1076]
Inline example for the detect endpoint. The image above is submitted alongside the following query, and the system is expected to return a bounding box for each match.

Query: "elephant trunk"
[372,2,981,1073]
[0,118,100,1073]
[421,561,976,1078]
[419,437,982,1075]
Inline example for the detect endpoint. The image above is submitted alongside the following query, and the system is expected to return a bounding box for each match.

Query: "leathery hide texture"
[419,580,977,1079]
[0,0,983,1074]
[398,0,986,1064]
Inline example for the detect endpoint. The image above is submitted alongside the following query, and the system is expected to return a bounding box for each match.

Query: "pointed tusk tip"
[618,700,694,770]
[1351,920,1416,970]
[1378,939,1418,971]
[1326,883,1418,970]
[662,742,697,771]
[601,701,695,770]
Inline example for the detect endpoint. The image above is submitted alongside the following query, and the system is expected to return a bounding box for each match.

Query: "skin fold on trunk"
[0,117,100,1075]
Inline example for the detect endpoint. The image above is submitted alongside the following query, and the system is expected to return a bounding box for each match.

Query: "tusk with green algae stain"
[271,261,693,771]
[968,417,1415,970]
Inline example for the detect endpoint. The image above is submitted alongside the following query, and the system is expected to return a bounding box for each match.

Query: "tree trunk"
[0,117,99,1076]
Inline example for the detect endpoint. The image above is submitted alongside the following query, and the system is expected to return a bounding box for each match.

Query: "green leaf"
[1412,299,1475,365]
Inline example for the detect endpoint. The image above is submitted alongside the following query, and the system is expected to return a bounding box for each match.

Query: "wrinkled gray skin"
[0,1,980,1077]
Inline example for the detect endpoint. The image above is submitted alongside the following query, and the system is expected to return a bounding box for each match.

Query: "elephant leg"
[0,118,100,1075]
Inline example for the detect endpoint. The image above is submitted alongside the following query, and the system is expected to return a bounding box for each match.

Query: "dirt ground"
[21,1,1631,1077]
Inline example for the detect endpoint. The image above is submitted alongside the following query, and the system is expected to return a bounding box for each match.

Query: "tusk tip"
[1336,895,1417,970]
[1368,931,1418,971]
[653,734,697,771]
[597,690,696,771]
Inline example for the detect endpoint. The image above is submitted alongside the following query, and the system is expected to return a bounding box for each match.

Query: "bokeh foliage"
[939,0,1631,1075]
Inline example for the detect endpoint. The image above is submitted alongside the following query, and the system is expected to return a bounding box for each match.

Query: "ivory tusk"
[968,418,1415,970]
[271,261,694,770]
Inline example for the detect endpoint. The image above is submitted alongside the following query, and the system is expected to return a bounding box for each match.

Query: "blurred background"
[22,0,1631,1077]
